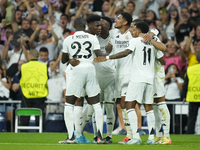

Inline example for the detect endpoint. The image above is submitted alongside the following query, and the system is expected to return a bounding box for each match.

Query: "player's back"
[130,37,157,84]
[63,31,100,63]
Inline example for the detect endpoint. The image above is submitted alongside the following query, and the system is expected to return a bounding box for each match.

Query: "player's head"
[114,12,132,29]
[86,14,101,35]
[74,17,86,31]
[101,17,112,34]
[63,28,71,38]
[129,21,149,38]
[194,39,200,54]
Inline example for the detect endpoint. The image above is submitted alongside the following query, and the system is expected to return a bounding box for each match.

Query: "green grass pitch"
[0,133,200,150]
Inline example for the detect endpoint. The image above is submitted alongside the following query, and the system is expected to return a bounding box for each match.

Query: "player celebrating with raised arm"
[94,21,166,145]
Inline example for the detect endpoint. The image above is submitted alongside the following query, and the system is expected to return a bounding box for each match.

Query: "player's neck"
[100,32,109,39]
[120,26,129,34]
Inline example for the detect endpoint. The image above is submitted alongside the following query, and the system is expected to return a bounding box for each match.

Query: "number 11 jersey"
[128,37,162,85]
[62,31,100,62]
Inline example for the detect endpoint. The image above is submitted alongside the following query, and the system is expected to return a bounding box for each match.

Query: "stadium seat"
[15,108,42,133]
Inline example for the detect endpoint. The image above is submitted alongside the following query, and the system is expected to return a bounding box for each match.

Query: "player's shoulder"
[152,36,159,41]
[109,28,120,38]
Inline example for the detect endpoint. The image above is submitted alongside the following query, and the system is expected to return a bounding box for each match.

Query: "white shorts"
[66,63,100,98]
[114,74,130,98]
[98,75,115,103]
[125,82,154,104]
[153,76,165,98]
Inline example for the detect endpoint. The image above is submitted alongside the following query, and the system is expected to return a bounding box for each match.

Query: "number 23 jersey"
[62,31,100,62]
[128,37,162,85]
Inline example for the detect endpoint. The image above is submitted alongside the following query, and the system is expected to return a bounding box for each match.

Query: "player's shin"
[81,104,94,130]
[105,103,115,138]
[146,110,155,141]
[74,106,83,138]
[153,103,163,137]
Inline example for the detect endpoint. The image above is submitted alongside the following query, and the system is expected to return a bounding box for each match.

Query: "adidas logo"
[124,123,130,126]
[124,92,127,95]
[107,118,112,120]
[107,122,113,125]
[80,123,82,125]
[154,93,157,96]
[116,35,119,38]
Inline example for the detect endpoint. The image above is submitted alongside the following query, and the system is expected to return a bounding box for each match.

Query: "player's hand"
[105,43,113,54]
[189,28,195,38]
[69,58,80,67]
[142,33,152,43]
[93,57,107,63]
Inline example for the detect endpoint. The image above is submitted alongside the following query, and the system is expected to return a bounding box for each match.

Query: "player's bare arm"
[158,56,166,65]
[94,49,132,63]
[61,52,69,64]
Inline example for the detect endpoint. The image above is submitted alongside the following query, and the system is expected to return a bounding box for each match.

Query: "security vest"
[20,60,48,98]
[186,63,200,102]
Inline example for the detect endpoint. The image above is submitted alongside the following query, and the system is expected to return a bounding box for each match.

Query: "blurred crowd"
[0,0,200,133]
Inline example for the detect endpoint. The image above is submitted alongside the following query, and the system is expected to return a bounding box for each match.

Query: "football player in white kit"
[94,21,166,145]
[61,17,106,144]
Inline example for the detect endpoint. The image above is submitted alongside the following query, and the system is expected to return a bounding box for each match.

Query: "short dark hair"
[63,28,71,35]
[31,19,38,24]
[121,12,132,27]
[74,17,86,30]
[132,18,143,23]
[134,21,149,33]
[86,14,101,24]
[101,16,113,30]
[127,1,135,8]
[194,39,200,44]
[39,47,49,53]
[61,14,69,21]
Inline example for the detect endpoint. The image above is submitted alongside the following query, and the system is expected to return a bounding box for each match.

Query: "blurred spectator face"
[60,15,68,28]
[145,10,156,21]
[70,16,75,27]
[196,26,200,37]
[115,14,124,29]
[167,44,177,55]
[39,29,48,41]
[194,41,200,53]
[89,21,101,35]
[22,20,31,30]
[39,51,48,62]
[170,9,178,19]
[63,32,71,38]
[43,20,49,26]
[76,0,84,8]
[181,8,190,20]
[6,28,13,39]
[18,60,26,71]
[126,2,135,14]
[15,10,22,23]
[31,20,38,30]
[102,1,109,12]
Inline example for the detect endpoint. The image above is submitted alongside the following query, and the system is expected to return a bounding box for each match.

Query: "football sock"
[64,103,74,139]
[92,102,104,139]
[127,108,140,139]
[105,103,115,138]
[153,104,162,137]
[146,110,155,141]
[122,108,133,138]
[74,106,83,138]
[92,114,98,138]
[81,104,94,130]
[158,102,170,137]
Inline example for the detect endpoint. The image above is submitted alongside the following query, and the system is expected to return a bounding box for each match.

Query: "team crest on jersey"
[125,35,129,40]
[108,40,112,45]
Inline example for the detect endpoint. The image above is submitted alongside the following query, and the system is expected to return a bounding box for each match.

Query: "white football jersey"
[128,37,161,84]
[94,35,116,78]
[110,29,133,75]
[62,31,100,62]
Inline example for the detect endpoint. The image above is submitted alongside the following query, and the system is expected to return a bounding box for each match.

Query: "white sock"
[153,104,162,137]
[105,103,115,138]
[158,102,170,137]
[146,110,155,141]
[64,103,74,139]
[122,109,132,138]
[127,109,140,140]
[81,104,94,130]
[92,114,97,137]
[92,102,104,139]
[74,106,83,138]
